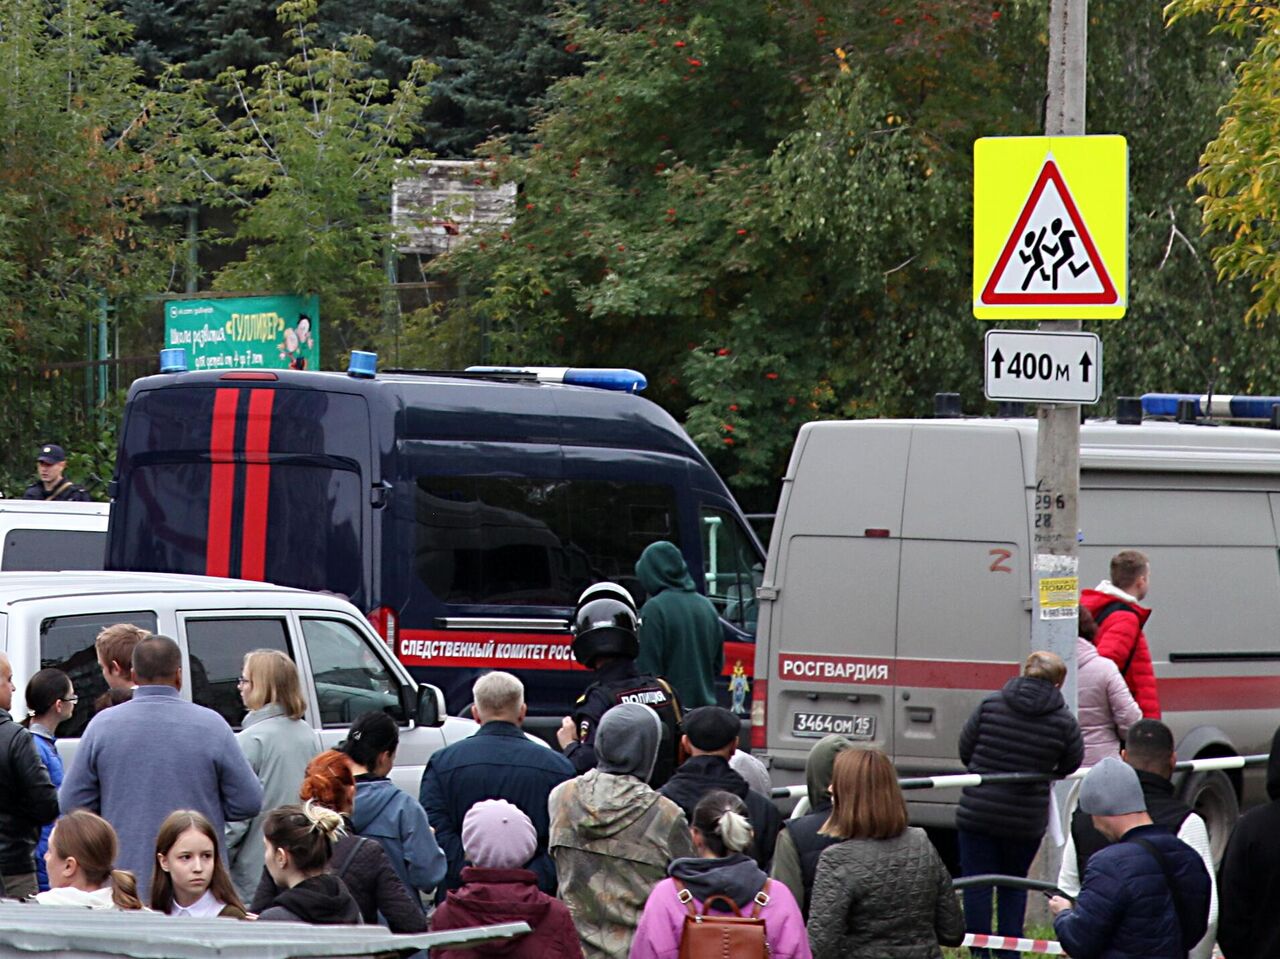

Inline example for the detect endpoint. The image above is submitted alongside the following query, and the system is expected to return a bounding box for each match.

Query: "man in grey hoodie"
[549,702,695,959]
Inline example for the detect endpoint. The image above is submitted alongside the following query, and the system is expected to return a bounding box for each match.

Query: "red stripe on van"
[1160,676,1280,713]
[778,653,1018,689]
[240,389,275,581]
[205,389,240,577]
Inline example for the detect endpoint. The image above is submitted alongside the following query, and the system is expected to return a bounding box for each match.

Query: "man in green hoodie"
[635,541,724,708]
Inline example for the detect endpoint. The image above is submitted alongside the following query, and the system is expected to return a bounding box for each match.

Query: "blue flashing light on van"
[1142,392,1280,420]
[106,364,763,733]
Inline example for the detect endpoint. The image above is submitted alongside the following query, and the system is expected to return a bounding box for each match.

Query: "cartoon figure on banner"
[296,314,313,349]
[279,324,307,370]
[729,661,750,715]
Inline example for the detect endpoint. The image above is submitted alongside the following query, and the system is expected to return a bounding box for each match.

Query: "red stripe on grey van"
[1160,676,1280,713]
[398,628,755,678]
[240,389,275,581]
[205,388,240,577]
[778,653,1017,689]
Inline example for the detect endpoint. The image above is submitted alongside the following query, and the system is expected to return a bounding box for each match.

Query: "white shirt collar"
[171,889,224,918]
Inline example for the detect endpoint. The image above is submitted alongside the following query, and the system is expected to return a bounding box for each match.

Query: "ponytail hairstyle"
[339,710,399,770]
[49,810,144,910]
[150,809,245,915]
[24,668,72,725]
[690,790,754,857]
[263,802,346,873]
[301,750,356,815]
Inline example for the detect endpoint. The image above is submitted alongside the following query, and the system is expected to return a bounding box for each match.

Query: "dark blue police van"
[104,359,764,734]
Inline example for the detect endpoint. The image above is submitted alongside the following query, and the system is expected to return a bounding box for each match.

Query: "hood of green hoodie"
[805,734,855,809]
[636,541,694,596]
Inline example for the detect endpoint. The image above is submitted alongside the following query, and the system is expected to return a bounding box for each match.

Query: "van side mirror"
[415,683,446,728]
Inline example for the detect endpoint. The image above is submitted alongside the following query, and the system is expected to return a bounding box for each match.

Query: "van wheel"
[1180,769,1238,866]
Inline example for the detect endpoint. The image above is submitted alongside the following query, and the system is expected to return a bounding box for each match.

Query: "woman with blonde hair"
[806,749,963,959]
[35,810,145,910]
[226,649,322,899]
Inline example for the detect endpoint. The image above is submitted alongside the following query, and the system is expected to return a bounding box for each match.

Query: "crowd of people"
[0,546,1270,959]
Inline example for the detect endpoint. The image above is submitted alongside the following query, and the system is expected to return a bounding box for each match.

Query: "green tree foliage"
[182,0,434,361]
[1162,1,1280,334]
[0,0,186,489]
[418,0,582,156]
[436,0,1039,490]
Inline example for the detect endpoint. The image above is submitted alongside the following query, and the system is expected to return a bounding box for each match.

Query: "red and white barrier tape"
[962,932,1065,955]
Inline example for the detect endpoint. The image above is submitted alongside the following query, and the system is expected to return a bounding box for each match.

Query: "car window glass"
[186,618,290,729]
[299,619,405,727]
[700,507,762,636]
[40,611,159,738]
[3,530,106,571]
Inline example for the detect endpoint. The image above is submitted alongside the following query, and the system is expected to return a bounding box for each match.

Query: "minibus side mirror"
[415,683,447,728]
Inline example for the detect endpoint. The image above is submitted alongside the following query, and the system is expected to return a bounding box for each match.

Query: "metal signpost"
[973,0,1129,719]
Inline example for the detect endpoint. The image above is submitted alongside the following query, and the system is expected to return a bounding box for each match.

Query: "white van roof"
[0,571,325,607]
[0,501,108,516]
[812,417,1280,481]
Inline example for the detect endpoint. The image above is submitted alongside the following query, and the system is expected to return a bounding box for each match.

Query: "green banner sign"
[164,295,320,371]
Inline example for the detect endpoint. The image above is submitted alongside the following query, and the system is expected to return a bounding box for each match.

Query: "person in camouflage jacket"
[549,702,694,959]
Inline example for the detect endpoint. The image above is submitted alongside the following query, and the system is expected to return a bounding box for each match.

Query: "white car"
[0,500,108,571]
[0,570,477,795]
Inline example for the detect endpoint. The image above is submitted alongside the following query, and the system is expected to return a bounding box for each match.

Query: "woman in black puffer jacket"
[957,651,1083,959]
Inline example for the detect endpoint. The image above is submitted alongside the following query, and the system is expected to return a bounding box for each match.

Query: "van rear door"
[108,382,372,605]
[764,423,910,769]
[894,425,1027,798]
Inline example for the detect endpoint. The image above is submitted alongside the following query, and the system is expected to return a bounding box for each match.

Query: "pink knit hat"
[462,799,536,869]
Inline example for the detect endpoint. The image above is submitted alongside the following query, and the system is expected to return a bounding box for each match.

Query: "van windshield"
[3,529,106,571]
[413,477,679,608]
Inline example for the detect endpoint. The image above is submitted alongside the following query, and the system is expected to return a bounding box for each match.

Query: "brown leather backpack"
[673,878,772,959]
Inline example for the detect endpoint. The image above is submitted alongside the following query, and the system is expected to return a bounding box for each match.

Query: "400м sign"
[984,330,1102,405]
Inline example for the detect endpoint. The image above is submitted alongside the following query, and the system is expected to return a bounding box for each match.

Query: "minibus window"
[40,611,159,738]
[700,507,762,636]
[299,619,406,726]
[414,477,678,608]
[186,617,291,729]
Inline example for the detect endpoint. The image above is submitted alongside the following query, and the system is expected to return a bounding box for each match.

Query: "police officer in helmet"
[556,582,683,788]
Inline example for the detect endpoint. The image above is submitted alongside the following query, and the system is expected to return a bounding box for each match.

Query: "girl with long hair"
[35,810,145,910]
[151,810,246,918]
[258,802,361,924]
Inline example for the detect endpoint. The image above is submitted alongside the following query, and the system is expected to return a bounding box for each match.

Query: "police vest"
[592,674,682,788]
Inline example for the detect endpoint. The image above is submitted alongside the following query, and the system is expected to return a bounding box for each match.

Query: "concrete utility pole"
[1033,0,1086,714]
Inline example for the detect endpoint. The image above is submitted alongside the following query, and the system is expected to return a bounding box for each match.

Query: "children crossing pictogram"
[979,158,1116,306]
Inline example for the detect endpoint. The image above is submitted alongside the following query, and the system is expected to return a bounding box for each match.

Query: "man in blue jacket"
[418,671,574,897]
[1049,757,1210,959]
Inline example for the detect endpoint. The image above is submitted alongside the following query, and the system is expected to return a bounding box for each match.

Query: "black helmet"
[571,596,639,667]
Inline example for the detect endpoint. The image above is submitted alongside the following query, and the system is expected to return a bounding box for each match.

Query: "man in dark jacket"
[22,444,90,502]
[659,706,780,868]
[1217,725,1280,959]
[419,671,574,897]
[957,651,1083,958]
[0,653,60,898]
[1050,757,1210,959]
[635,541,723,708]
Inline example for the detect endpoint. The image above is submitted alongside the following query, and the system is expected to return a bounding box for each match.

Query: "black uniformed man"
[23,444,89,501]
[556,582,683,788]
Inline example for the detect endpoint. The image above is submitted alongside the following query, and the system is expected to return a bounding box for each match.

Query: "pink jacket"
[1076,636,1142,767]
[628,876,812,959]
